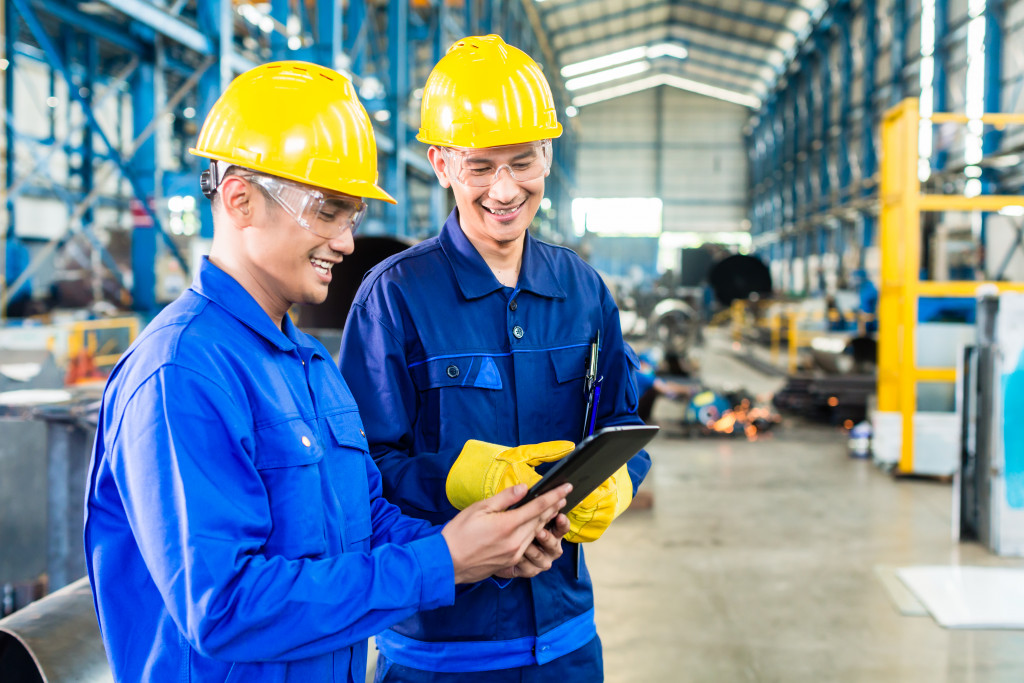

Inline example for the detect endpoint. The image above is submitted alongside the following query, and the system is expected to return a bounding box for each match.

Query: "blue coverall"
[84,257,455,682]
[340,211,652,681]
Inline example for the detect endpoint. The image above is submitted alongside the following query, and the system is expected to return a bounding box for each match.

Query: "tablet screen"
[510,425,658,511]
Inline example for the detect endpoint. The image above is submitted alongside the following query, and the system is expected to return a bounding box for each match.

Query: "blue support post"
[130,62,157,313]
[862,0,878,190]
[345,0,369,76]
[386,0,409,237]
[429,0,448,231]
[194,0,233,240]
[269,0,289,60]
[980,0,1005,263]
[815,32,832,210]
[836,6,852,198]
[4,0,17,242]
[314,0,341,68]
[933,0,949,171]
[888,0,907,107]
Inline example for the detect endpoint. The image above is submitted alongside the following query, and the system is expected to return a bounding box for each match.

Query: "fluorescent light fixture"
[572,74,760,108]
[562,47,647,78]
[561,43,688,78]
[647,43,688,60]
[565,62,651,91]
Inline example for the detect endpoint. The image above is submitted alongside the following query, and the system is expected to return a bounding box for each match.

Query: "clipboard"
[509,425,658,512]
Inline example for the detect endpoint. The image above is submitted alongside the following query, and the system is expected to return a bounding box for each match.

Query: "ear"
[427,146,452,189]
[218,175,256,228]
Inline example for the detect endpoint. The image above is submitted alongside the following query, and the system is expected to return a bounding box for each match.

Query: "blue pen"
[573,331,602,579]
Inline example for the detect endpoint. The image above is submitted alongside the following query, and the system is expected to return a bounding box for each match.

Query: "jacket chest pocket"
[253,419,327,558]
[409,355,503,454]
[326,411,373,549]
[542,346,588,439]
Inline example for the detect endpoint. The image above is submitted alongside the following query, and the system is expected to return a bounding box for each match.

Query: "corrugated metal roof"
[536,0,826,109]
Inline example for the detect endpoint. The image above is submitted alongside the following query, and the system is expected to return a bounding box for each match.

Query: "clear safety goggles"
[440,140,552,187]
[245,174,367,239]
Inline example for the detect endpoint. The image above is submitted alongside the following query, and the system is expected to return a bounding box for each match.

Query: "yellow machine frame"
[879,98,1024,473]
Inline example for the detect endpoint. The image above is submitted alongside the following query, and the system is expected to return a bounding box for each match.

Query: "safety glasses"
[244,174,367,239]
[440,140,552,187]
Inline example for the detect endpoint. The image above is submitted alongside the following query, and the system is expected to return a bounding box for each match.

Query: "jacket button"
[301,436,311,447]
[446,364,460,378]
[509,300,518,311]
[512,325,524,339]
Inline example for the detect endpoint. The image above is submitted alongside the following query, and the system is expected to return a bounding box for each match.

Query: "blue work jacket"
[340,211,651,675]
[84,257,454,683]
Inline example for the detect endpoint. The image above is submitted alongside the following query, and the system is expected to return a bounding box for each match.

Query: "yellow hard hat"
[190,61,395,204]
[417,35,563,148]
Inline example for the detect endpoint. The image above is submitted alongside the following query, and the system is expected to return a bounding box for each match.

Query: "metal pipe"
[0,577,112,683]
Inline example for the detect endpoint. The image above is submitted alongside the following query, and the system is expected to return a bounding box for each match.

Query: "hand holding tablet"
[509,425,659,512]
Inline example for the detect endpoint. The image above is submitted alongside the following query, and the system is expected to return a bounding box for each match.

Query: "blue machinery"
[1,0,578,316]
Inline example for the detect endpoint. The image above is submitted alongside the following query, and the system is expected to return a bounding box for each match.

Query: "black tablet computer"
[510,425,659,511]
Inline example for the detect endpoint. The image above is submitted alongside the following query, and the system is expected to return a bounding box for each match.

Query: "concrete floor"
[587,341,1024,682]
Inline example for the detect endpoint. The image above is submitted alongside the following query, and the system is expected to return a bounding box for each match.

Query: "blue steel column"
[386,0,409,237]
[771,97,782,234]
[4,0,16,243]
[815,31,832,211]
[862,0,878,192]
[836,4,853,201]
[888,0,906,107]
[195,0,233,240]
[430,0,448,230]
[933,0,949,171]
[269,0,289,60]
[130,62,157,313]
[314,0,341,67]
[979,0,1004,263]
[345,0,369,76]
[71,34,97,237]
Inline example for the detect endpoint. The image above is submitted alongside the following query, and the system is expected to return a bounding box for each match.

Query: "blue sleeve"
[108,364,454,662]
[594,293,653,495]
[340,302,457,520]
[363,449,446,548]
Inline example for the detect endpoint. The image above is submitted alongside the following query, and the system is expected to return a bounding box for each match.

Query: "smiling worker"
[340,36,652,682]
[83,60,570,683]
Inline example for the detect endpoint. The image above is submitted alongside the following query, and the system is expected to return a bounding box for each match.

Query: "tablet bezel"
[509,424,659,511]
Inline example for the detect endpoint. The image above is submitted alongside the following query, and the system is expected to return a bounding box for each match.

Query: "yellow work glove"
[564,464,633,543]
[446,440,575,510]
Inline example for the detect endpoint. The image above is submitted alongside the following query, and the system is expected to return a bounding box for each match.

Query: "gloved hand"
[564,464,633,543]
[446,440,575,510]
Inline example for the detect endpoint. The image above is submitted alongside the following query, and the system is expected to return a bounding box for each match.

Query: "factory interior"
[3,0,1024,681]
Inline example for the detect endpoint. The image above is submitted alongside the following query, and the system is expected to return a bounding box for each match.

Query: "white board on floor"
[896,566,1024,629]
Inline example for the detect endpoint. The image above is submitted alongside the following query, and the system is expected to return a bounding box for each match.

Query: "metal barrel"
[0,576,111,682]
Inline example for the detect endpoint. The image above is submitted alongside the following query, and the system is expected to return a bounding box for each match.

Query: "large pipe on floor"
[0,577,111,682]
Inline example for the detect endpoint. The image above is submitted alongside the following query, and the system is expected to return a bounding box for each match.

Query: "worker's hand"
[442,483,572,584]
[564,464,633,543]
[446,440,574,510]
[494,512,570,579]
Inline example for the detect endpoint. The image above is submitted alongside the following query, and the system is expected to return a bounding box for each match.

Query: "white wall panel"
[576,86,748,234]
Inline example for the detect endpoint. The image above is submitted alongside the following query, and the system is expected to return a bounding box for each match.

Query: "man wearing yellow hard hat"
[341,36,652,681]
[83,60,571,683]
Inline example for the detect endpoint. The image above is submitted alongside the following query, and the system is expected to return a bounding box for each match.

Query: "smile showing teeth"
[486,203,521,216]
[310,257,333,275]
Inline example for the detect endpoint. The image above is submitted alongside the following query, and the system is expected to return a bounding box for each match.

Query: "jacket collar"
[438,209,567,301]
[189,256,302,352]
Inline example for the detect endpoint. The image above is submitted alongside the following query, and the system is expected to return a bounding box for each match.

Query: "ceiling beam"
[551,3,786,54]
[558,21,783,73]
